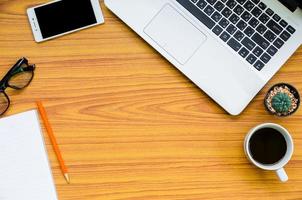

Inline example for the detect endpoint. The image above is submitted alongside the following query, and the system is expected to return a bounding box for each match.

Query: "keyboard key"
[241,11,252,22]
[273,38,284,49]
[211,11,223,22]
[253,46,264,57]
[239,47,249,58]
[259,13,269,24]
[228,38,242,51]
[251,7,262,17]
[234,5,244,15]
[221,7,232,18]
[220,31,231,42]
[226,0,237,9]
[256,24,267,34]
[236,0,247,5]
[222,0,227,3]
[204,5,215,15]
[266,20,283,35]
[265,8,274,16]
[234,31,245,41]
[258,2,266,10]
[243,1,255,11]
[206,0,217,5]
[197,0,208,9]
[191,0,198,2]
[219,18,230,28]
[212,25,223,35]
[229,14,240,24]
[244,26,255,37]
[273,14,281,22]
[267,45,278,56]
[254,60,265,71]
[176,0,216,29]
[260,53,271,63]
[226,24,237,35]
[242,37,256,50]
[286,25,296,34]
[252,33,269,49]
[236,20,247,30]
[249,17,259,28]
[246,54,257,64]
[284,33,293,46]
[279,19,288,28]
[264,30,276,42]
[214,1,225,11]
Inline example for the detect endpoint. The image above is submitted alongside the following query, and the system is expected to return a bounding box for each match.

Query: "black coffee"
[249,128,287,165]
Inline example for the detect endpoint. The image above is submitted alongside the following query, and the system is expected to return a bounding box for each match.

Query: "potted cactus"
[264,83,300,117]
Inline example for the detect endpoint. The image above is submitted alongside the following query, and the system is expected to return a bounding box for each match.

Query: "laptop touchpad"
[144,4,206,65]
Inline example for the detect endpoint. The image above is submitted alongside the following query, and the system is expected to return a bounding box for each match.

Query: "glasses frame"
[0,57,35,115]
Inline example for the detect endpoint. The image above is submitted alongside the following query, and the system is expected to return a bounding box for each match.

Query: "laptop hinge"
[278,0,301,12]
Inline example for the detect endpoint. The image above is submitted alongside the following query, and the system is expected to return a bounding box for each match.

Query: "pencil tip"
[64,173,70,184]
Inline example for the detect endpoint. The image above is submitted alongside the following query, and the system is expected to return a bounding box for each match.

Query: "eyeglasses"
[0,58,35,116]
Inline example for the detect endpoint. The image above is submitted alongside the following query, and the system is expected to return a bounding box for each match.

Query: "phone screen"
[35,0,97,39]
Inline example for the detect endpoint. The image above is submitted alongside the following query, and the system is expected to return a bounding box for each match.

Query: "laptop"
[105,0,302,115]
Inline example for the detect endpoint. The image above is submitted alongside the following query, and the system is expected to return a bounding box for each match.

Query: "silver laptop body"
[105,0,302,115]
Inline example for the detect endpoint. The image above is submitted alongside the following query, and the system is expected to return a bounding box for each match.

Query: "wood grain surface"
[0,1,302,199]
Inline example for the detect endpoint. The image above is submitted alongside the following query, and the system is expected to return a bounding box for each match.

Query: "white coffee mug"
[244,123,294,182]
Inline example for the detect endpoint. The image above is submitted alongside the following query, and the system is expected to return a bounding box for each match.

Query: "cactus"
[271,92,292,113]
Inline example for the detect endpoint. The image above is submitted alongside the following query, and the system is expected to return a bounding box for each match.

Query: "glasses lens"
[8,68,33,89]
[0,92,9,115]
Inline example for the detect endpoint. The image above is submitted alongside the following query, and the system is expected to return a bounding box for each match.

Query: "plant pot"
[264,83,300,117]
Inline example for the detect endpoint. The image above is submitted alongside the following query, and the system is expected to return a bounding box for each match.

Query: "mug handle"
[276,168,288,182]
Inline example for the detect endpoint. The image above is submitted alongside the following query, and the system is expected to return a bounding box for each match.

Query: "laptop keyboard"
[176,0,296,71]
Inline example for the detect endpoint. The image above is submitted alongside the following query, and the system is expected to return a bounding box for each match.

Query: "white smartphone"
[27,0,104,42]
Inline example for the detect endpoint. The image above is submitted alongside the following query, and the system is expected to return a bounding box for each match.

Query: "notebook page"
[0,110,58,200]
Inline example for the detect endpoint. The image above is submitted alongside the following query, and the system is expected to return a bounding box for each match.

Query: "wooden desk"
[0,1,302,199]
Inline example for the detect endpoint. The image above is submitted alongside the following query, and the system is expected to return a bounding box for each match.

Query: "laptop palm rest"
[144,4,207,65]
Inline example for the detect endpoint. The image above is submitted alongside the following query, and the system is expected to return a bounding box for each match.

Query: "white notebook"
[0,110,58,200]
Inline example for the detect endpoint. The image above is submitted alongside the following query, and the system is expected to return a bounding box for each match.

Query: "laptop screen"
[278,0,301,12]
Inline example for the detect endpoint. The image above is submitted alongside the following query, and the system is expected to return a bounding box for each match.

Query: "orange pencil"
[36,101,70,184]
